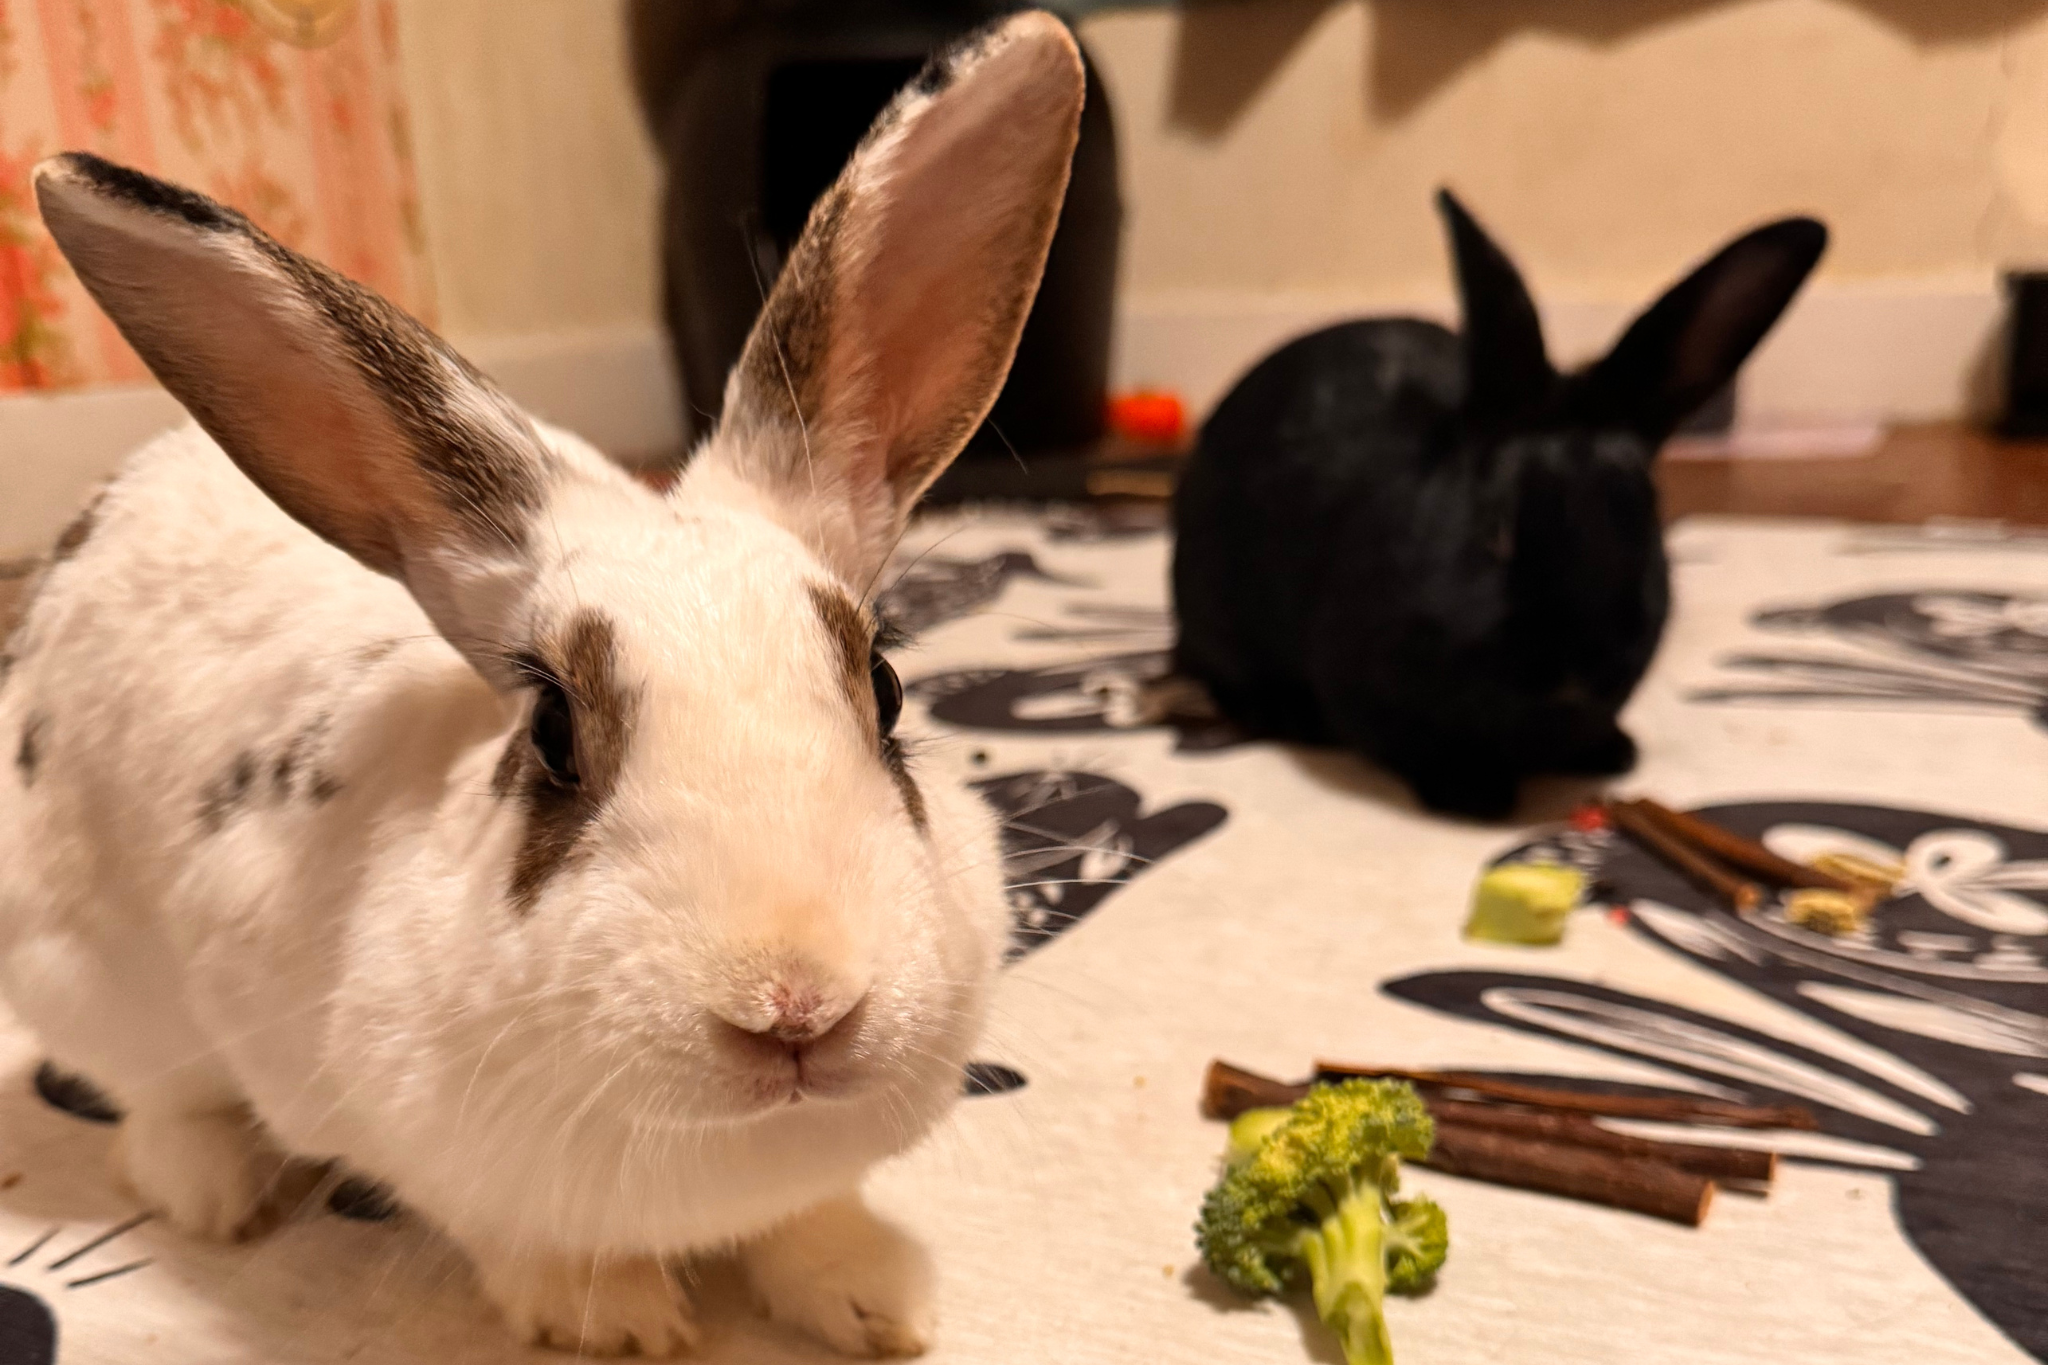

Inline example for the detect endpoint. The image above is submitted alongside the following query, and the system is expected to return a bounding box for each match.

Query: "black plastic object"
[631,2,1121,469]
[2001,270,2048,438]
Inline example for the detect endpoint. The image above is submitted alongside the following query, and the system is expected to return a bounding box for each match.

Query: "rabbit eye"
[870,651,903,737]
[529,679,579,785]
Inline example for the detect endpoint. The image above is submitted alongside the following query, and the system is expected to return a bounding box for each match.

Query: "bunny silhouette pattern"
[1695,589,2048,730]
[1389,800,2048,1360]
[1172,193,1827,819]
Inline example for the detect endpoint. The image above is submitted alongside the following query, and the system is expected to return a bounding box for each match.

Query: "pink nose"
[717,977,862,1046]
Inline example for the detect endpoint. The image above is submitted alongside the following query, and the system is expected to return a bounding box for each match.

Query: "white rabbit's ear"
[709,13,1085,584]
[34,152,550,681]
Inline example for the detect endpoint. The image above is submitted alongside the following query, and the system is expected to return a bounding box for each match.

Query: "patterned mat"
[0,510,2042,1364]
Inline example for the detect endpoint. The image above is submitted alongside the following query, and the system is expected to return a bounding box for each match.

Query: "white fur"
[0,12,1084,1356]
[0,415,1005,1349]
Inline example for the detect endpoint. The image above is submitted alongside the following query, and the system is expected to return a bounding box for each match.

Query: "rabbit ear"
[1438,188,1554,421]
[1587,217,1827,441]
[708,13,1085,584]
[34,153,552,681]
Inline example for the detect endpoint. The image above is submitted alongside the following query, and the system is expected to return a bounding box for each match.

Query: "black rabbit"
[1171,191,1827,818]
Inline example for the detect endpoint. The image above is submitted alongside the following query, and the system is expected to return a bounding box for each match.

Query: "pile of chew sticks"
[1603,797,1899,933]
[1203,1060,1817,1226]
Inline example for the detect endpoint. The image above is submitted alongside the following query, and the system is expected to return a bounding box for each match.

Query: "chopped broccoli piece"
[1196,1080,1449,1365]
[1225,1105,1294,1164]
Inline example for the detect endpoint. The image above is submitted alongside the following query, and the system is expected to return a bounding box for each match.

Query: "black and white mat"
[0,512,2042,1363]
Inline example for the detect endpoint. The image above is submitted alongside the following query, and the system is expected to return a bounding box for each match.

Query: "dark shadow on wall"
[1168,0,2048,134]
[1167,0,1332,136]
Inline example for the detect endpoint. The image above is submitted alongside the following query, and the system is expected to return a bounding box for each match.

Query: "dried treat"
[1806,851,1903,896]
[1783,887,1873,936]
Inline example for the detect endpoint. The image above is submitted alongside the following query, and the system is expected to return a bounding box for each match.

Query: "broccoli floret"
[1196,1080,1449,1365]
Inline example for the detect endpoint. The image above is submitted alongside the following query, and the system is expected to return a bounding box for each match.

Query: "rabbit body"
[1173,194,1826,818]
[0,12,1086,1356]
[0,420,998,1239]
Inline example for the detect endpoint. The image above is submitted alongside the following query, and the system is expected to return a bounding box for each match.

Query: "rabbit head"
[32,10,1084,1233]
[1425,191,1826,777]
[1443,189,1827,694]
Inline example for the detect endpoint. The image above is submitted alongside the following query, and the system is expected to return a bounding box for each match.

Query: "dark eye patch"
[495,611,632,913]
[808,582,924,828]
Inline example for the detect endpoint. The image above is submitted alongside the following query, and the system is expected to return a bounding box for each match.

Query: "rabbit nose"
[716,973,863,1045]
[759,986,853,1044]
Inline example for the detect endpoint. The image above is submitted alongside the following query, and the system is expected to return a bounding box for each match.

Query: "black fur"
[56,151,237,232]
[1172,191,1825,819]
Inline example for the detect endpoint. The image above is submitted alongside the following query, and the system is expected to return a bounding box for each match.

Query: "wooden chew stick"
[1207,1060,1802,1175]
[1424,1124,1715,1227]
[1202,1059,1310,1119]
[1628,797,1860,893]
[1312,1061,1820,1131]
[1607,800,1764,915]
[1428,1097,1776,1186]
[1202,1062,1766,1222]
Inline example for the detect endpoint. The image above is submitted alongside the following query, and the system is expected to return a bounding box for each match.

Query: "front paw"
[113,1103,312,1242]
[474,1250,698,1357]
[743,1195,933,1358]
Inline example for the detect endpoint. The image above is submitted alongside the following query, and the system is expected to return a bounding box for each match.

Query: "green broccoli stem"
[1296,1173,1396,1365]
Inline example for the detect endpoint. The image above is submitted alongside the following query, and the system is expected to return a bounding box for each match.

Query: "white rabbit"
[0,12,1083,1356]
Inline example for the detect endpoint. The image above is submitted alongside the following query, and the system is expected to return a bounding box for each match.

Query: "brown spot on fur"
[736,181,846,434]
[884,739,927,830]
[354,638,404,667]
[0,559,42,654]
[806,584,927,831]
[271,714,331,798]
[50,486,108,564]
[807,582,871,712]
[15,713,47,785]
[262,243,547,554]
[503,610,635,914]
[197,750,259,833]
[490,732,526,801]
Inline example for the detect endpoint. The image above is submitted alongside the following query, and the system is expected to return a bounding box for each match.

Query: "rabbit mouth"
[708,1045,878,1117]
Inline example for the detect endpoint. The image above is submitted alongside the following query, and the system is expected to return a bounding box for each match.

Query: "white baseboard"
[0,323,686,559]
[1112,280,2002,431]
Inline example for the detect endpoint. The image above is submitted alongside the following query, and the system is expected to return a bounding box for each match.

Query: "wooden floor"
[446,420,2048,528]
[1655,423,2048,526]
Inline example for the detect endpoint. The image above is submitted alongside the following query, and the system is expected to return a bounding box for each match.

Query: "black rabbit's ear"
[1588,217,1827,441]
[1438,188,1553,420]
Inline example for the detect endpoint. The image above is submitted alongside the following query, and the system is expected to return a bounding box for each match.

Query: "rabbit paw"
[113,1103,308,1241]
[744,1196,934,1358]
[475,1250,699,1357]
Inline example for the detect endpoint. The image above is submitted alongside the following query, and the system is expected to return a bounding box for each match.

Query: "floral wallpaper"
[0,0,428,391]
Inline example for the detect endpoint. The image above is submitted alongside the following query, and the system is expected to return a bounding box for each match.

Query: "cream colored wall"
[375,0,2048,424]
[384,0,2048,334]
[1080,0,2048,307]
[390,0,662,340]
